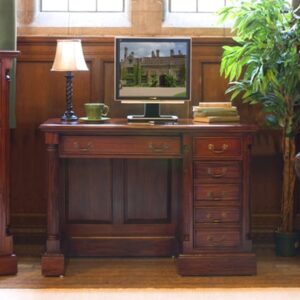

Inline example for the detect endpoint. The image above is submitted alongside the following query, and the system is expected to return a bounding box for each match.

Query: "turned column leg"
[41,134,65,276]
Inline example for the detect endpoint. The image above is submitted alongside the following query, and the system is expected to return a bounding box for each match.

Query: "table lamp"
[51,39,88,122]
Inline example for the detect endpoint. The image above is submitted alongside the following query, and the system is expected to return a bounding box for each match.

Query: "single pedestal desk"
[39,119,257,276]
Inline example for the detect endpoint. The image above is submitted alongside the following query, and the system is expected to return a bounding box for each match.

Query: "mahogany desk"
[40,119,257,276]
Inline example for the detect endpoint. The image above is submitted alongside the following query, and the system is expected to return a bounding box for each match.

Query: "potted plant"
[218,0,300,256]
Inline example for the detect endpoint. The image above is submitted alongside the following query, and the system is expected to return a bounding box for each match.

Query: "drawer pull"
[73,141,93,152]
[207,191,226,200]
[148,142,169,153]
[212,219,221,223]
[207,167,227,178]
[207,235,225,242]
[208,143,228,154]
[205,214,221,223]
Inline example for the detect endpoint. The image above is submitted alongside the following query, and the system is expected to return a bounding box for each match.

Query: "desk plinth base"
[177,253,256,276]
[42,253,65,277]
[0,254,17,275]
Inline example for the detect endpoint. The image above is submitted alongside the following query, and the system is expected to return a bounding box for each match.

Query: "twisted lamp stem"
[61,71,78,122]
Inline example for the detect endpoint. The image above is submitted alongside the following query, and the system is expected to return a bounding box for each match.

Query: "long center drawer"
[60,136,181,157]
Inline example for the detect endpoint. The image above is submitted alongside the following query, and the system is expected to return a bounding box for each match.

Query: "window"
[164,0,229,28]
[169,0,225,13]
[164,0,294,28]
[28,0,129,27]
[41,0,125,13]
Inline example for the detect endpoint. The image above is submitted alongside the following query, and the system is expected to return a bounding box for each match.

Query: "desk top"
[40,118,257,134]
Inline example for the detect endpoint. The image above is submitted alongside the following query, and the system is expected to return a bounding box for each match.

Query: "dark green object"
[0,0,16,128]
[274,231,300,257]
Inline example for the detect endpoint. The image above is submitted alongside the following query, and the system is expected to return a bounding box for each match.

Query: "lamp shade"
[51,39,88,72]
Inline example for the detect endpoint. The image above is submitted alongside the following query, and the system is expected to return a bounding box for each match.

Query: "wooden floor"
[0,246,299,289]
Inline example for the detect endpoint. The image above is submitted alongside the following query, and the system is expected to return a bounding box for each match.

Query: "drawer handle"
[73,141,93,152]
[207,167,227,178]
[208,143,228,154]
[207,191,226,200]
[148,142,169,153]
[207,235,225,242]
[205,214,221,223]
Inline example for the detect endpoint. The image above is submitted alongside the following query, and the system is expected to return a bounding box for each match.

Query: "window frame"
[163,0,231,28]
[27,0,130,28]
[164,0,293,28]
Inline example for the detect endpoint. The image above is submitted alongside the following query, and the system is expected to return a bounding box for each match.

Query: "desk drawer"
[60,136,181,157]
[194,207,240,224]
[193,137,241,158]
[194,162,241,182]
[194,229,241,248]
[194,184,240,202]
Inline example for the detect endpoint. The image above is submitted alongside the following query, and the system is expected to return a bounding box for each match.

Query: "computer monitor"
[115,37,191,122]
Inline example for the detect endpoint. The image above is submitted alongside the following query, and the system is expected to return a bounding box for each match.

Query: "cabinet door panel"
[124,159,171,223]
[67,159,113,223]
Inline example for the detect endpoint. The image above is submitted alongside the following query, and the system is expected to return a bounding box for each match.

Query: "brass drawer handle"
[207,191,226,200]
[208,143,228,154]
[207,167,228,178]
[73,141,93,152]
[212,219,221,223]
[205,213,221,223]
[148,142,169,153]
[207,235,225,242]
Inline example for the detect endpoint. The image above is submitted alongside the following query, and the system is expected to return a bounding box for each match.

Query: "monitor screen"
[115,37,191,102]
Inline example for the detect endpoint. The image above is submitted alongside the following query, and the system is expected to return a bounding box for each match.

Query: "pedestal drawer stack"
[177,134,256,276]
[193,150,242,250]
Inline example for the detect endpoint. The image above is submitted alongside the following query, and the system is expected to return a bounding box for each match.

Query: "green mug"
[85,103,109,120]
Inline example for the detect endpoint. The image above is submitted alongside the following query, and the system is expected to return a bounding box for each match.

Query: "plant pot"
[274,231,300,257]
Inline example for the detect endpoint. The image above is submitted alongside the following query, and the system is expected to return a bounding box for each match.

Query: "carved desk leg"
[41,133,65,276]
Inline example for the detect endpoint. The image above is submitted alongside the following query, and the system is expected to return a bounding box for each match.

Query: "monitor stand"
[127,104,178,123]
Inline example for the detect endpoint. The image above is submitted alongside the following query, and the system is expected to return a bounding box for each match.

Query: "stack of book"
[193,102,240,123]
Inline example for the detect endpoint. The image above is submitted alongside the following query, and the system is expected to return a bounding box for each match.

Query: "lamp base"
[61,111,78,122]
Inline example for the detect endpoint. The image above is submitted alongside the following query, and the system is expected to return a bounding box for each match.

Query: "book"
[193,115,240,123]
[193,107,237,116]
[197,102,232,108]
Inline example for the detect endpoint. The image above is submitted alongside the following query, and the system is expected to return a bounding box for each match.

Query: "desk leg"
[41,141,65,277]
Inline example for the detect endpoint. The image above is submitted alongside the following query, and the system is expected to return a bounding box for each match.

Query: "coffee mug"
[85,103,109,120]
